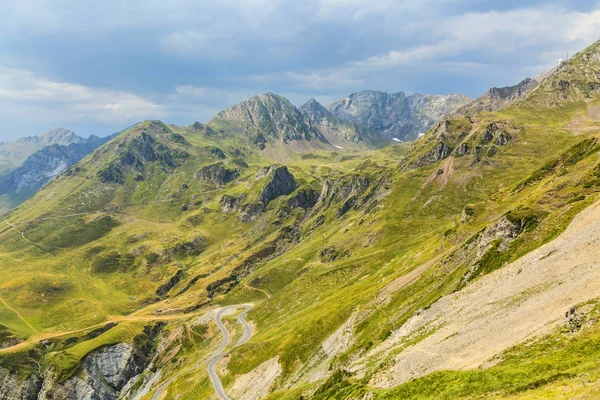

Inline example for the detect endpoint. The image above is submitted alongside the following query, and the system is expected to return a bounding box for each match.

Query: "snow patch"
[333,145,344,149]
[392,138,403,143]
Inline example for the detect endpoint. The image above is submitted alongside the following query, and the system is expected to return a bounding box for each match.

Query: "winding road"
[152,304,254,400]
[207,304,253,400]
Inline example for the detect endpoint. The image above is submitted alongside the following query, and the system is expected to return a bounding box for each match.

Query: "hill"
[0,40,600,400]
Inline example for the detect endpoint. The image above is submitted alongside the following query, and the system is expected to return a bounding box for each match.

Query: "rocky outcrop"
[0,368,41,400]
[300,98,379,145]
[288,188,319,210]
[229,356,282,400]
[34,324,164,400]
[171,236,208,257]
[98,128,187,185]
[239,203,266,223]
[220,194,246,213]
[194,163,239,186]
[327,91,471,141]
[259,166,297,204]
[453,78,539,116]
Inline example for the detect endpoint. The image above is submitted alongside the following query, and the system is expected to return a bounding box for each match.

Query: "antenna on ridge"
[567,51,569,60]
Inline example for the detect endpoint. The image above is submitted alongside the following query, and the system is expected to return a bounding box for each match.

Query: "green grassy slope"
[1,41,600,400]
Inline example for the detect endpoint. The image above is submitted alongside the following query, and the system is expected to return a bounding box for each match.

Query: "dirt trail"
[0,297,39,334]
[240,280,271,299]
[362,199,600,388]
[2,220,54,255]
[0,311,203,354]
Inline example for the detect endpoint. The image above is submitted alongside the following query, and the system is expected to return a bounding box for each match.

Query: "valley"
[1,38,600,400]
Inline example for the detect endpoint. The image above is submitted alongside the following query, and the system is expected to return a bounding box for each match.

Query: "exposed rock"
[454,143,469,156]
[209,93,326,144]
[474,217,522,258]
[0,368,41,400]
[229,356,282,400]
[259,166,297,204]
[300,98,379,145]
[239,203,266,223]
[0,128,86,176]
[288,188,319,209]
[220,194,246,213]
[156,269,186,297]
[194,163,239,186]
[38,324,164,400]
[319,247,350,262]
[453,78,539,115]
[97,129,186,185]
[0,135,112,204]
[171,236,208,257]
[204,146,226,159]
[327,90,471,141]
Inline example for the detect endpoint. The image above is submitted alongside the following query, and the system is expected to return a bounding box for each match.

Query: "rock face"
[239,203,266,223]
[327,91,471,141]
[97,126,188,185]
[0,128,85,176]
[38,343,141,400]
[288,188,319,209]
[229,356,282,400]
[259,166,297,204]
[194,163,240,186]
[299,98,379,145]
[453,78,539,116]
[1,334,161,400]
[0,135,112,201]
[209,93,326,144]
[0,368,41,400]
[220,194,246,213]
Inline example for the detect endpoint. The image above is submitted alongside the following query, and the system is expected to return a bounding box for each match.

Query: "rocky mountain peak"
[40,128,83,146]
[299,98,331,121]
[327,90,470,141]
[210,92,325,144]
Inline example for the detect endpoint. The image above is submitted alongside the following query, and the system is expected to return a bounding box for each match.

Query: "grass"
[0,65,599,399]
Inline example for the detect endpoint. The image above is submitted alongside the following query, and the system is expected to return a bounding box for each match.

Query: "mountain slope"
[1,40,600,400]
[327,90,471,141]
[0,134,114,214]
[299,98,384,147]
[453,77,539,116]
[0,128,84,175]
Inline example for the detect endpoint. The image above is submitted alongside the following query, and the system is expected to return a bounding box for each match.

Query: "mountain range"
[0,130,114,214]
[0,39,599,400]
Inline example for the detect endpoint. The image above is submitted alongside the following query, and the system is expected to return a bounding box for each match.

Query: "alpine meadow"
[2,2,600,400]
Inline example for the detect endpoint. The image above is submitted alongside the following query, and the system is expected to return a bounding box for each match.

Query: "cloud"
[0,0,599,138]
[0,67,164,124]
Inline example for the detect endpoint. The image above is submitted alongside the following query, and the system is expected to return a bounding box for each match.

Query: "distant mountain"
[326,91,471,141]
[0,128,84,175]
[0,134,114,214]
[209,92,327,149]
[453,78,539,116]
[299,98,383,147]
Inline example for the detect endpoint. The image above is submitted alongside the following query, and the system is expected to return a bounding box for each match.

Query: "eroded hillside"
[1,41,600,400]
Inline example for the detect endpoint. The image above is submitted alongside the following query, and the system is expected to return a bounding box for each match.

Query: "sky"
[1,0,600,140]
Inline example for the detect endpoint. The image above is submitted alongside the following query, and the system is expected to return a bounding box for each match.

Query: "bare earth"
[358,199,600,388]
